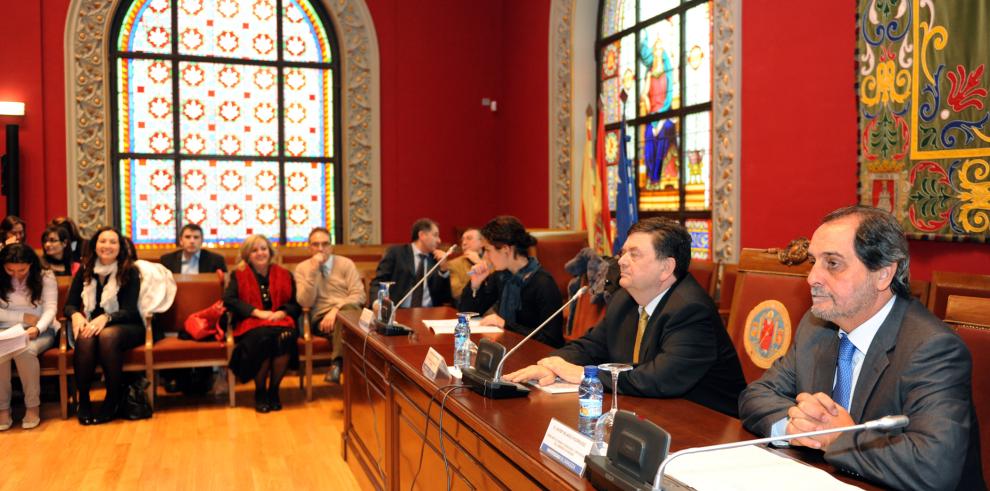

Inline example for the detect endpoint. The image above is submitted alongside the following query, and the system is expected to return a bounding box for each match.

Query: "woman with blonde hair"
[223,235,300,413]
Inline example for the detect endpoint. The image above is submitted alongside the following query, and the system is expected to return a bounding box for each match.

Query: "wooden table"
[339,307,878,490]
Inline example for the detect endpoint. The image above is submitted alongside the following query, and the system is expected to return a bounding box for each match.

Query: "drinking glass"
[591,363,633,455]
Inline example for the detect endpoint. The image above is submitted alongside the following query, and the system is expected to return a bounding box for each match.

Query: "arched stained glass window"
[110,0,340,247]
[598,0,713,259]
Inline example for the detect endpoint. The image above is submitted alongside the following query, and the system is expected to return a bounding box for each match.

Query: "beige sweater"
[294,255,367,320]
[446,255,478,302]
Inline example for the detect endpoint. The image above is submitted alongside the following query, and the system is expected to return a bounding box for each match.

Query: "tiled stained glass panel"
[639,0,679,22]
[283,0,332,63]
[117,0,172,54]
[177,0,278,61]
[638,119,680,211]
[601,0,636,37]
[179,160,281,244]
[638,17,681,117]
[284,162,334,244]
[120,159,177,247]
[601,35,636,124]
[686,219,712,260]
[683,111,711,211]
[117,58,174,154]
[684,3,712,106]
[283,68,333,158]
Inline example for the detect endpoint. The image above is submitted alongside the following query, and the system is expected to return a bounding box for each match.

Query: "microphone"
[376,244,457,335]
[461,286,588,399]
[648,415,910,490]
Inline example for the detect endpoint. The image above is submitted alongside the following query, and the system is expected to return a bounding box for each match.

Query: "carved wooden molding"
[64,0,381,243]
[712,0,741,262]
[548,0,573,229]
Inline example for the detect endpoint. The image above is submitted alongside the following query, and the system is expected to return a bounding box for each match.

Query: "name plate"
[358,308,374,332]
[421,347,451,381]
[539,417,595,476]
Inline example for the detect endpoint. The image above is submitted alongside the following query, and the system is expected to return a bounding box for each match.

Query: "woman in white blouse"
[0,244,58,430]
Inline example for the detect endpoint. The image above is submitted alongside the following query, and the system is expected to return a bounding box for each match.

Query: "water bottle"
[375,283,393,325]
[453,312,472,369]
[578,365,603,438]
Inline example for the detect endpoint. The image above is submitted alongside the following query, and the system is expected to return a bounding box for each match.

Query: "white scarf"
[82,261,120,318]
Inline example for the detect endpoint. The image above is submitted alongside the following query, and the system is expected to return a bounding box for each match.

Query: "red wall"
[740,3,989,280]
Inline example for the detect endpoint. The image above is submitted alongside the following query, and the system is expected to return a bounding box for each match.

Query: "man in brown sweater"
[294,227,367,383]
[447,228,483,301]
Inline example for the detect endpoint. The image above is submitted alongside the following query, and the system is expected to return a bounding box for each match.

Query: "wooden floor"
[0,375,362,491]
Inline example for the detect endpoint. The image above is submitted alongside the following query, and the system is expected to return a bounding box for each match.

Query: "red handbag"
[184,300,226,341]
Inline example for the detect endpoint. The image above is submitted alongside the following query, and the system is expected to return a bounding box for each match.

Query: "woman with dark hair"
[458,216,565,348]
[48,216,85,262]
[64,226,144,425]
[40,226,81,276]
[0,244,58,430]
[223,234,300,413]
[0,216,26,246]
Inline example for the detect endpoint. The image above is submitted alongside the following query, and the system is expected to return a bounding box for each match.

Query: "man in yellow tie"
[505,217,745,417]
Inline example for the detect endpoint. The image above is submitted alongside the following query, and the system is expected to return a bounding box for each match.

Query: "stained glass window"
[598,0,713,259]
[111,0,340,248]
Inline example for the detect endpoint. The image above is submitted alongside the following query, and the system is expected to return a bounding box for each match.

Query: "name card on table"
[539,418,595,476]
[421,347,451,381]
[358,308,374,332]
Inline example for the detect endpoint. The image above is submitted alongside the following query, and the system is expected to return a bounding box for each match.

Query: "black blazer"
[457,268,565,348]
[370,244,452,307]
[159,249,228,274]
[553,275,745,417]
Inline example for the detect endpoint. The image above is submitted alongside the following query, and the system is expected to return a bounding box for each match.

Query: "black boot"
[268,387,282,411]
[77,399,94,426]
[254,389,271,413]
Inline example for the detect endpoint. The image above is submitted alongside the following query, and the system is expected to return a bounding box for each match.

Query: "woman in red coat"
[223,234,300,413]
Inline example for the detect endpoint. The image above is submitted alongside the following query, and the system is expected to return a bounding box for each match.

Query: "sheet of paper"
[422,319,503,334]
[530,380,580,394]
[664,445,863,490]
[0,324,26,340]
[0,325,28,359]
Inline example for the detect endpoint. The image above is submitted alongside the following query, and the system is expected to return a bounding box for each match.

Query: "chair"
[725,248,813,383]
[565,277,606,341]
[943,295,990,480]
[688,260,718,298]
[530,230,589,299]
[717,263,738,325]
[927,271,990,319]
[909,279,930,303]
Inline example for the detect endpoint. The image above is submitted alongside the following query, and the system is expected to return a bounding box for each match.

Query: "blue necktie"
[833,333,856,410]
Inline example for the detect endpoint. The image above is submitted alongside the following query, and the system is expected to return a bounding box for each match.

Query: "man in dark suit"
[370,218,451,307]
[738,206,983,490]
[159,223,228,274]
[505,217,745,417]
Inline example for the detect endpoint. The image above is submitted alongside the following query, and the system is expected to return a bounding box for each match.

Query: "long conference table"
[338,307,879,490]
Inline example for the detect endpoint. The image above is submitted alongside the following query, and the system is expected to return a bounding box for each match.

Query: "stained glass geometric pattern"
[601,0,636,38]
[683,111,711,211]
[638,17,681,117]
[283,68,333,158]
[638,119,680,211]
[113,0,338,247]
[283,0,332,63]
[119,159,178,247]
[685,219,712,260]
[177,0,278,61]
[684,3,712,106]
[284,162,333,245]
[117,58,174,154]
[600,35,636,125]
[117,0,172,54]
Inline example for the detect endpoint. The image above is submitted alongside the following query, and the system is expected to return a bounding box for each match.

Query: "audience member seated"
[738,205,984,490]
[458,216,565,348]
[0,216,26,247]
[224,234,301,413]
[505,217,745,416]
[40,225,81,277]
[0,245,59,430]
[48,216,86,262]
[294,227,366,383]
[370,218,451,307]
[159,223,228,274]
[447,227,483,302]
[64,226,144,425]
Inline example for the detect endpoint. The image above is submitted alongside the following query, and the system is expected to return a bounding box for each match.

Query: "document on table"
[664,445,863,490]
[0,325,29,360]
[422,319,504,334]
[529,380,580,394]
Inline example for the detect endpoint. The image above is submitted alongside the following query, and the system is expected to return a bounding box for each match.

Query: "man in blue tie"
[738,206,983,490]
[370,218,452,308]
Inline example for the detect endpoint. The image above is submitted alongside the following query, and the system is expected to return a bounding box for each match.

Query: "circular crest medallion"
[743,300,792,369]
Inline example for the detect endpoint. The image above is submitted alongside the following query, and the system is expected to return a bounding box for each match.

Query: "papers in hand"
[422,319,504,334]
[664,445,863,490]
[0,325,29,360]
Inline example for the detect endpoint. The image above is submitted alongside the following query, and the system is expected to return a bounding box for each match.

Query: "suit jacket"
[738,297,984,491]
[159,249,228,274]
[553,275,745,417]
[370,244,452,307]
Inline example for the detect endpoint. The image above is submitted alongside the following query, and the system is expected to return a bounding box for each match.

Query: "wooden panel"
[929,271,990,319]
[945,295,990,328]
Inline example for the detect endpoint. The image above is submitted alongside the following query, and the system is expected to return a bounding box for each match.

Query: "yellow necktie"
[632,308,649,364]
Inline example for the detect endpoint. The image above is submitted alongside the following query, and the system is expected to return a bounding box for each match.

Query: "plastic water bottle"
[453,313,472,369]
[375,283,392,324]
[578,365,603,438]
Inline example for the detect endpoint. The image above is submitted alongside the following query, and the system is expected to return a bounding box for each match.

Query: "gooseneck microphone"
[461,286,588,399]
[650,415,910,490]
[376,244,458,335]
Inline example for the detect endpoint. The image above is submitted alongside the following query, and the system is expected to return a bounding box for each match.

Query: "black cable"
[439,386,468,491]
[408,384,460,491]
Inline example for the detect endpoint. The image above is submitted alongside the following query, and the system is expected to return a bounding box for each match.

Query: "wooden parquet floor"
[0,376,361,491]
